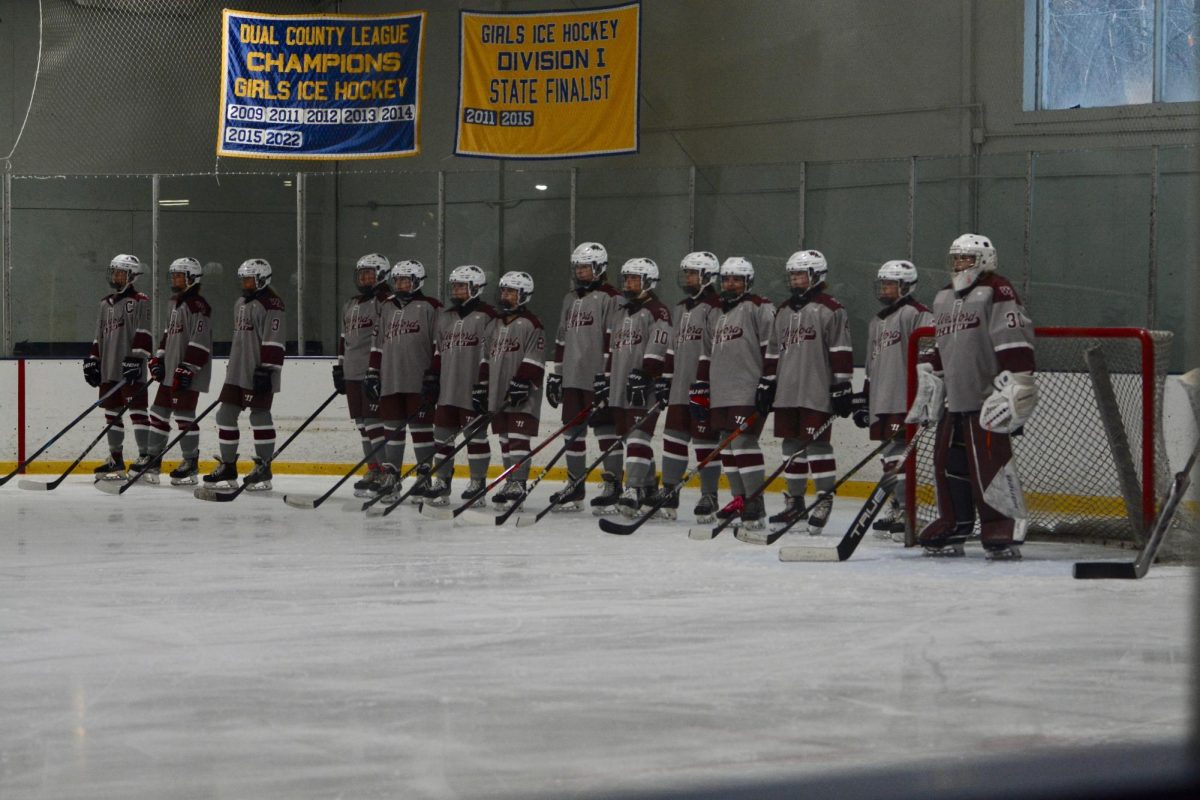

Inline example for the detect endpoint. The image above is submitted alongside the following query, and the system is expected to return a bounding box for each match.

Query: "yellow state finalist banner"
[455,2,640,159]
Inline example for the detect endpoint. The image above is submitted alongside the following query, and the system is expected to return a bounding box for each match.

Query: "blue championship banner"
[218,9,425,160]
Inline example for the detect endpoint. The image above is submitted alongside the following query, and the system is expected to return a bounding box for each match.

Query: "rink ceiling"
[0,476,1192,799]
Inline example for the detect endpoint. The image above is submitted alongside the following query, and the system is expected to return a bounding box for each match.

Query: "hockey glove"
[173,364,195,391]
[980,371,1039,434]
[148,357,165,383]
[654,376,672,407]
[331,363,346,395]
[546,373,563,409]
[362,368,382,405]
[831,381,854,418]
[420,370,440,404]
[83,356,102,387]
[593,372,610,406]
[505,377,532,407]
[121,357,144,384]
[689,380,711,422]
[252,366,273,395]
[625,369,649,407]
[905,362,945,425]
[471,382,489,414]
[851,391,871,429]
[754,376,777,416]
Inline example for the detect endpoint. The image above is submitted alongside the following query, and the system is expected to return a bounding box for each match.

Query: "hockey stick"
[599,412,759,536]
[420,403,596,521]
[514,399,666,528]
[0,379,129,487]
[193,390,339,502]
[18,408,128,491]
[1073,437,1199,579]
[283,400,434,510]
[689,415,836,541]
[96,396,222,495]
[780,424,931,561]
[744,427,915,546]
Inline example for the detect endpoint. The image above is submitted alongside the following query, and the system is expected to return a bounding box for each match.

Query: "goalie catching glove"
[905,362,945,425]
[980,370,1038,433]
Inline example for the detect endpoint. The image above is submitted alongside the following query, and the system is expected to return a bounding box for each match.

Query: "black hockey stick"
[779,424,931,561]
[284,400,434,510]
[689,415,836,541]
[96,397,222,495]
[514,399,666,528]
[599,412,759,536]
[420,403,596,521]
[0,379,129,487]
[193,390,339,502]
[744,428,913,546]
[1073,438,1199,579]
[18,408,128,491]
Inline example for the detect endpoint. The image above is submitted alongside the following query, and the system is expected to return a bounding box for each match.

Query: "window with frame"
[1025,0,1200,109]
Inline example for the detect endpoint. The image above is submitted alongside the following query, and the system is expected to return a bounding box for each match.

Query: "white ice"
[1,475,1192,799]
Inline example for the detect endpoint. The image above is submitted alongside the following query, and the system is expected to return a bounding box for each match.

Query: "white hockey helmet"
[876,259,918,305]
[108,253,143,288]
[448,264,487,306]
[390,259,426,296]
[619,257,659,298]
[718,256,754,301]
[948,233,996,291]
[498,270,534,313]
[355,253,390,291]
[237,258,272,290]
[168,257,203,292]
[570,241,608,284]
[785,249,828,286]
[678,251,719,297]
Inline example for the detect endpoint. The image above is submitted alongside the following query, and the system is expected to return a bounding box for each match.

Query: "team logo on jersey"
[444,330,481,349]
[384,318,423,339]
[779,324,819,350]
[870,328,903,360]
[490,336,523,356]
[166,313,186,336]
[713,323,744,345]
[346,306,376,333]
[566,309,596,329]
[235,307,255,331]
[933,309,981,337]
[99,317,126,335]
[612,327,644,350]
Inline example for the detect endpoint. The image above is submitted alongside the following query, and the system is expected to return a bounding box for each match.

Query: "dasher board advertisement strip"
[455,2,640,159]
[218,9,426,160]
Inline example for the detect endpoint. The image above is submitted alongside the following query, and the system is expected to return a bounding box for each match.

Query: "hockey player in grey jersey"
[852,260,932,539]
[423,265,497,506]
[906,234,1038,559]
[473,271,546,508]
[757,250,854,535]
[140,258,213,485]
[85,254,155,479]
[335,254,391,497]
[597,258,673,517]
[546,242,623,512]
[692,257,777,529]
[203,258,286,491]
[365,260,441,502]
[650,252,723,522]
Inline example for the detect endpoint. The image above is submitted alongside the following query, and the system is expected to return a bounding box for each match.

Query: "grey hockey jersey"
[227,288,286,392]
[338,285,390,380]
[157,285,214,393]
[552,284,622,390]
[697,295,776,408]
[764,290,853,413]
[432,300,498,410]
[607,294,673,410]
[485,310,546,418]
[865,297,932,417]
[664,289,721,406]
[369,293,442,395]
[90,287,154,383]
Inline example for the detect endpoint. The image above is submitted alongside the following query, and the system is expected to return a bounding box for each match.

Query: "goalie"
[905,234,1038,559]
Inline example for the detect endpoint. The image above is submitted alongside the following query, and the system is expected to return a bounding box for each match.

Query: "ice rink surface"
[1,475,1193,799]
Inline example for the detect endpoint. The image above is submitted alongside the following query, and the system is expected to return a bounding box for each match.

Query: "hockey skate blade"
[17,479,52,491]
[688,526,718,540]
[1073,561,1138,580]
[282,494,321,509]
[778,544,841,562]
[419,503,453,521]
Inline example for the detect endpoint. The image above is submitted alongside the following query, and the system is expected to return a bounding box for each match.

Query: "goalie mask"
[448,264,487,307]
[948,233,996,292]
[108,253,143,290]
[237,258,272,297]
[785,250,828,299]
[168,257,203,294]
[390,259,426,299]
[354,253,390,296]
[498,270,534,314]
[875,259,918,306]
[677,251,719,298]
[620,257,659,300]
[718,256,755,303]
[570,241,608,289]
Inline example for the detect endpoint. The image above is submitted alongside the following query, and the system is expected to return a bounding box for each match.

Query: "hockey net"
[904,327,1186,545]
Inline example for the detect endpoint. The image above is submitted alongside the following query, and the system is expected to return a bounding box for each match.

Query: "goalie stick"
[193,391,338,502]
[0,379,129,487]
[779,424,931,561]
[96,397,222,496]
[18,409,127,491]
[688,415,836,541]
[598,413,759,536]
[1073,437,1199,580]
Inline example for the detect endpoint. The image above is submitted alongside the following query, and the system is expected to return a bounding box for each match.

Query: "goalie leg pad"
[963,413,1028,547]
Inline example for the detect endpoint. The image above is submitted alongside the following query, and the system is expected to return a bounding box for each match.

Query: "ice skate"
[202,457,238,490]
[169,456,199,486]
[495,480,527,511]
[739,496,766,531]
[408,463,431,505]
[377,464,402,503]
[590,471,621,516]
[806,495,833,536]
[460,478,486,507]
[423,476,451,506]
[984,543,1022,561]
[548,479,585,512]
[129,454,160,485]
[646,483,679,521]
[243,457,273,491]
[768,493,806,531]
[919,520,972,557]
[715,495,744,523]
[616,486,645,518]
[693,493,718,524]
[353,464,383,498]
[873,499,906,539]
[93,452,126,481]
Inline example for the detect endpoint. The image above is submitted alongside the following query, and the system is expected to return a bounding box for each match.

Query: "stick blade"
[597,517,637,535]
[514,514,541,528]
[779,544,843,562]
[192,486,238,502]
[734,526,774,545]
[418,503,454,521]
[688,526,718,540]
[94,480,125,495]
[1073,561,1139,580]
[282,494,320,510]
[458,509,498,526]
[17,479,52,491]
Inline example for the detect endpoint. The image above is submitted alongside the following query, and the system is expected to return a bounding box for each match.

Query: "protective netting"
[907,328,1196,546]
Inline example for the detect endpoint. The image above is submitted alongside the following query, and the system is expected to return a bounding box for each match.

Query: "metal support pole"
[2,163,11,356]
[437,170,446,303]
[497,163,505,272]
[906,156,916,261]
[797,161,806,248]
[569,167,577,250]
[1022,151,1034,301]
[151,174,160,338]
[1147,145,1159,328]
[295,172,306,356]
[688,165,696,251]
